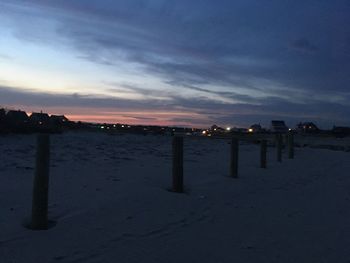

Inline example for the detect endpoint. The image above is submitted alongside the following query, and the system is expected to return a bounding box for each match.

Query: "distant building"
[270,120,288,133]
[0,108,5,121]
[297,122,319,133]
[210,124,225,132]
[29,112,50,125]
[6,110,29,125]
[0,108,6,131]
[249,124,263,133]
[50,115,69,125]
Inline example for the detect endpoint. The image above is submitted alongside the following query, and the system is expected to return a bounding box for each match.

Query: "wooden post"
[172,136,183,193]
[276,134,282,162]
[260,140,267,168]
[230,137,239,178]
[288,132,294,159]
[31,134,50,230]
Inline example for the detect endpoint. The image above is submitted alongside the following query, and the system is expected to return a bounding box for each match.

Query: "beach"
[1,132,350,263]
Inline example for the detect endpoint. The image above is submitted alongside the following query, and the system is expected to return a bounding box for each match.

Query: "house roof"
[30,112,50,122]
[30,112,50,118]
[6,110,29,121]
[50,115,68,119]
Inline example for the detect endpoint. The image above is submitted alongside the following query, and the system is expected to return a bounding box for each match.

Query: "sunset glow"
[1,1,349,128]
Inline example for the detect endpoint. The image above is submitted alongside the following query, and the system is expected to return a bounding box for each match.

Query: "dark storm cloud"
[4,0,350,89]
[1,0,350,126]
[57,0,350,93]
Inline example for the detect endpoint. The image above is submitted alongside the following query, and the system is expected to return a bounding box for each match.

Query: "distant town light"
[226,127,231,131]
[101,126,105,129]
[248,128,253,133]
[289,128,292,131]
[202,130,207,135]
[121,125,125,128]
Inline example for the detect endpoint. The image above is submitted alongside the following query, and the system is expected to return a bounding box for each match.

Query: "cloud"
[1,84,350,128]
[1,0,350,127]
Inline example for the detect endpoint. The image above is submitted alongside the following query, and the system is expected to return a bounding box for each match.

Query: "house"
[270,120,288,133]
[0,108,5,121]
[210,124,225,132]
[248,124,263,133]
[29,112,50,125]
[0,108,6,132]
[50,115,69,125]
[4,110,30,132]
[6,110,29,125]
[297,122,319,133]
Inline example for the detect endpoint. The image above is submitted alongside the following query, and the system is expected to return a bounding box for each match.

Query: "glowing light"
[248,128,253,133]
[226,127,231,131]
[101,126,105,129]
[202,130,207,135]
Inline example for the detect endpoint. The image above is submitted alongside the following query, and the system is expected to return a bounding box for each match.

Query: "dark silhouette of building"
[1,109,72,133]
[0,108,6,132]
[297,122,319,133]
[50,115,69,125]
[270,120,288,133]
[6,110,29,125]
[29,111,50,125]
[249,123,263,133]
[0,108,5,121]
[210,124,225,132]
[5,110,30,132]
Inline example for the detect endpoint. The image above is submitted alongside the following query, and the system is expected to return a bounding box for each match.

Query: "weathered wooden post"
[31,134,50,230]
[230,137,239,178]
[288,132,294,159]
[276,134,282,162]
[172,136,183,193]
[260,139,267,168]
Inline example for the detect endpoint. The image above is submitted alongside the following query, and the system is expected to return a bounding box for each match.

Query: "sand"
[1,132,350,263]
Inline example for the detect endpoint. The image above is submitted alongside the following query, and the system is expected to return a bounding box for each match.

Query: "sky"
[0,0,349,128]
